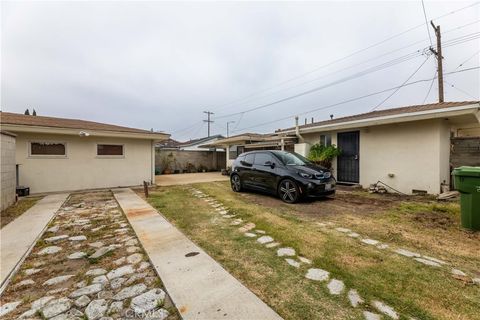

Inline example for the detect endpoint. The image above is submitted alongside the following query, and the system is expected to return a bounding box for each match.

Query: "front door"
[337,131,360,183]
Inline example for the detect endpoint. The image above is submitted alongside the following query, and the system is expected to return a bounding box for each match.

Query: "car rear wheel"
[231,174,243,192]
[278,179,299,203]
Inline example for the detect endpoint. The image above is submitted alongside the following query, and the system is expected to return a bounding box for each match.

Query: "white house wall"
[15,133,154,193]
[299,119,451,194]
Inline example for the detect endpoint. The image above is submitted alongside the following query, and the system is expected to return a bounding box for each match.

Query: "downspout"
[151,140,155,185]
[295,116,304,143]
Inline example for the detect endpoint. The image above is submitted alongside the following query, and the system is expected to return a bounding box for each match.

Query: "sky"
[1,1,479,140]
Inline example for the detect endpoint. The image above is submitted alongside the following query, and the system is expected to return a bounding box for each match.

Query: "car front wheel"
[231,174,243,192]
[278,179,300,203]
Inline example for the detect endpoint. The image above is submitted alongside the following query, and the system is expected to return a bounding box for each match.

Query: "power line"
[371,57,431,110]
[421,0,434,47]
[445,80,479,99]
[208,2,479,112]
[422,70,437,104]
[455,50,480,69]
[231,66,480,133]
[203,111,214,137]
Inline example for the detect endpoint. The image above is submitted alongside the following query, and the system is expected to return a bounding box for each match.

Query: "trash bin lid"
[452,166,480,177]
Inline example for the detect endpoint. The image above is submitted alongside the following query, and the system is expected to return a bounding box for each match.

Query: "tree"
[24,109,30,115]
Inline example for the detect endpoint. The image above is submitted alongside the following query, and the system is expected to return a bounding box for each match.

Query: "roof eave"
[281,104,480,134]
[0,124,170,141]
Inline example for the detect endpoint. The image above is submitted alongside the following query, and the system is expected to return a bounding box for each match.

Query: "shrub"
[307,144,341,168]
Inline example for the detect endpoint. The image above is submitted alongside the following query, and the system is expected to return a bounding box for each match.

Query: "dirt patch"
[412,211,455,229]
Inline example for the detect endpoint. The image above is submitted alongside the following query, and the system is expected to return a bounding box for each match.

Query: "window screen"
[31,142,66,155]
[97,144,124,156]
[320,134,332,147]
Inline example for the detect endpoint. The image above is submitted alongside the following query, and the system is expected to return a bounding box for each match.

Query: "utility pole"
[430,21,444,103]
[203,111,214,137]
[226,121,235,137]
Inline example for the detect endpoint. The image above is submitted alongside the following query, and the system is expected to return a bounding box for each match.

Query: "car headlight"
[298,172,313,179]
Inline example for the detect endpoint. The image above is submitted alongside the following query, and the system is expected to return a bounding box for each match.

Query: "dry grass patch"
[1,196,43,228]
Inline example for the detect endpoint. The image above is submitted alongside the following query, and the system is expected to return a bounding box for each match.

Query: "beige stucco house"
[0,112,169,194]
[278,101,480,194]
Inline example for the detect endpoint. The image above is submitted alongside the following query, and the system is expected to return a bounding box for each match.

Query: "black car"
[230,150,336,203]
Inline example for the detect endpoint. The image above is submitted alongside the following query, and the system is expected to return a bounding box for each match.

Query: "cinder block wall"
[1,132,16,211]
[155,149,226,174]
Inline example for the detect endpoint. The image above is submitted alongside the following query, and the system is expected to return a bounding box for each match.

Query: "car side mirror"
[264,161,275,169]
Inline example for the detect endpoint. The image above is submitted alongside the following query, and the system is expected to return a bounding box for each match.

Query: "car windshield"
[273,151,311,166]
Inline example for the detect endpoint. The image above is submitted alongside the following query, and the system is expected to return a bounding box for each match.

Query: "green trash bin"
[452,166,480,231]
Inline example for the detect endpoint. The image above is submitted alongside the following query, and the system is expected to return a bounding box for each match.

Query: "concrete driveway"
[155,172,229,186]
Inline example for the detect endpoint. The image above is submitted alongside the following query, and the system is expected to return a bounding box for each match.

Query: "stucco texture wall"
[300,119,451,194]
[1,133,16,210]
[15,133,154,193]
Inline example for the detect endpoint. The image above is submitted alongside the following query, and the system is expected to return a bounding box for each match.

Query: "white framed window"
[96,144,125,158]
[320,134,332,147]
[29,141,67,158]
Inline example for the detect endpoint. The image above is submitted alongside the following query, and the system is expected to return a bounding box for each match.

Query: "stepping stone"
[126,246,141,253]
[395,248,421,258]
[47,288,69,295]
[377,244,389,250]
[0,301,21,316]
[219,210,228,215]
[414,257,441,267]
[89,246,115,259]
[38,246,62,255]
[299,256,312,264]
[107,264,135,280]
[244,232,257,238]
[114,257,126,265]
[113,283,147,300]
[76,280,87,288]
[89,241,104,248]
[422,256,447,265]
[257,236,274,244]
[277,247,296,257]
[266,242,280,248]
[110,277,127,289]
[335,227,351,233]
[361,238,379,245]
[285,258,301,268]
[130,288,166,313]
[31,296,55,311]
[91,226,106,232]
[348,289,364,307]
[230,219,243,226]
[305,268,329,281]
[108,301,123,314]
[85,299,108,320]
[68,251,87,259]
[223,214,236,218]
[86,268,107,276]
[69,235,87,241]
[43,275,75,286]
[125,272,148,285]
[327,279,345,295]
[127,253,143,265]
[15,279,35,288]
[316,222,327,227]
[70,283,104,298]
[92,275,108,285]
[452,268,467,276]
[255,230,266,234]
[54,308,84,319]
[473,278,480,285]
[45,235,69,243]
[41,298,72,319]
[239,222,256,233]
[347,232,360,238]
[125,239,139,246]
[47,225,60,233]
[25,268,42,275]
[372,300,399,319]
[137,261,151,272]
[363,311,381,320]
[74,295,90,308]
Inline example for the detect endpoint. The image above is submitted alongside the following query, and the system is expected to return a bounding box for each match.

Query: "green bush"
[307,143,341,168]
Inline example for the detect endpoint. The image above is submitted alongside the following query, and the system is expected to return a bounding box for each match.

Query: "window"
[30,142,66,156]
[244,153,255,165]
[253,153,273,165]
[320,134,332,147]
[229,145,245,160]
[97,144,124,156]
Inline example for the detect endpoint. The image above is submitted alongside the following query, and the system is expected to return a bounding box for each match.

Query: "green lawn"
[145,182,480,320]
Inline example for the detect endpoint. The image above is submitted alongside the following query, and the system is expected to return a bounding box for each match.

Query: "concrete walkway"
[0,193,69,292]
[156,172,229,186]
[113,188,282,320]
